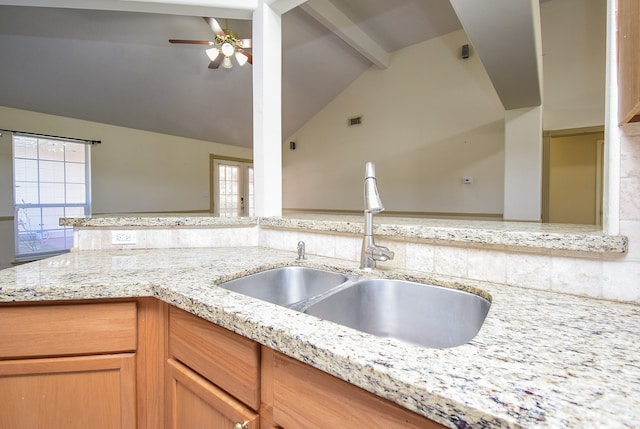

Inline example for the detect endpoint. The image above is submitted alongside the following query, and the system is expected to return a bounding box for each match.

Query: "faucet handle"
[368,245,394,262]
[297,241,306,260]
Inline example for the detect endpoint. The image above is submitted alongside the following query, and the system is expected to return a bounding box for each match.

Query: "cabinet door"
[264,349,446,429]
[0,353,136,429]
[618,0,640,124]
[167,358,259,429]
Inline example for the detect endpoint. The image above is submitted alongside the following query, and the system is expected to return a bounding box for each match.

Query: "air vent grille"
[348,116,362,126]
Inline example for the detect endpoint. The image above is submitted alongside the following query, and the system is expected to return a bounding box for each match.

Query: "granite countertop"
[260,214,628,254]
[1,247,638,428]
[60,215,258,228]
[61,214,628,254]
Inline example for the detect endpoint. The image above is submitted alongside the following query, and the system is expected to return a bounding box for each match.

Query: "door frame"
[595,139,605,226]
[541,126,605,224]
[209,154,253,215]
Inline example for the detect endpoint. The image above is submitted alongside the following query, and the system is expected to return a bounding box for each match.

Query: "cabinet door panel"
[0,354,136,429]
[269,350,446,429]
[167,358,259,429]
[618,0,640,123]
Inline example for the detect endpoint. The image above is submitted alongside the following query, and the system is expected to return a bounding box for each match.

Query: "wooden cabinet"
[167,307,448,429]
[0,302,138,429]
[167,358,259,429]
[618,0,640,124]
[167,306,260,429]
[0,298,453,429]
[261,348,447,429]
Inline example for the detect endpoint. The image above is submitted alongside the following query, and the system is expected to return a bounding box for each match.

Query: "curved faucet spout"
[360,162,394,269]
[364,162,384,214]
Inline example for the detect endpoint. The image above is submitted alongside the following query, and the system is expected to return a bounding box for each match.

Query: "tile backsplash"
[258,227,638,303]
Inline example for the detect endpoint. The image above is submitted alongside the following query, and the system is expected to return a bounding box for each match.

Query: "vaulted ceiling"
[0,1,542,148]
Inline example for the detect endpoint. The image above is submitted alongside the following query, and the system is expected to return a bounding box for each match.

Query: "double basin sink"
[219,266,491,349]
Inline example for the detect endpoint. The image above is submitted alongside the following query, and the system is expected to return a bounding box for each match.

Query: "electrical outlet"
[111,255,138,269]
[111,230,137,245]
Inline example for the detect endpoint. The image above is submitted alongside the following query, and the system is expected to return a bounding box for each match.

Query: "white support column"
[252,1,282,216]
[602,0,620,235]
[503,106,543,221]
[502,0,544,222]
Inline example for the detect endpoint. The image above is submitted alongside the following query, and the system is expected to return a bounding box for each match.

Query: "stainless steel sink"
[303,278,491,348]
[219,266,349,307]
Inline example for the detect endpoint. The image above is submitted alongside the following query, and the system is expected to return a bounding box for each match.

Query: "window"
[13,134,91,260]
[212,158,254,217]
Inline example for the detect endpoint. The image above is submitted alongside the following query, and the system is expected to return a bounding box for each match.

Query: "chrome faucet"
[297,241,306,260]
[360,162,394,269]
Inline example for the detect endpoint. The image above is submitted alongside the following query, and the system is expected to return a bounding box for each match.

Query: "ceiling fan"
[169,17,252,69]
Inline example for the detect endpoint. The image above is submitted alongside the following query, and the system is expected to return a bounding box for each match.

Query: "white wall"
[0,124,14,269]
[0,106,252,268]
[0,221,13,272]
[541,0,607,130]
[503,106,543,220]
[283,0,606,215]
[0,106,252,214]
[284,29,506,214]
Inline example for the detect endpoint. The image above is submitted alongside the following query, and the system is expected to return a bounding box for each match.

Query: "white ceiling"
[0,1,463,148]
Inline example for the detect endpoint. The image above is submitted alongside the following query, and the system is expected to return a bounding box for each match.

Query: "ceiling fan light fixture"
[170,17,252,70]
[235,51,248,66]
[205,47,220,61]
[221,42,235,57]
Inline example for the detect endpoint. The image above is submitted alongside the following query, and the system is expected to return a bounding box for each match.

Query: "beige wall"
[283,0,606,215]
[0,106,252,268]
[0,106,252,214]
[284,29,506,215]
[541,0,607,130]
[0,221,14,270]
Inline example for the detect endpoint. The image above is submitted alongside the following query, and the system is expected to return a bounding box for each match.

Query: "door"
[167,359,258,429]
[543,130,605,225]
[212,158,254,217]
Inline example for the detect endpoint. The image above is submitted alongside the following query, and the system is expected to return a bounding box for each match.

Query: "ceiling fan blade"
[240,38,252,49]
[238,49,253,65]
[208,55,224,69]
[203,17,226,38]
[169,39,212,45]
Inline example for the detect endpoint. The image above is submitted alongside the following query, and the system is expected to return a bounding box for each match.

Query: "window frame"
[12,133,92,261]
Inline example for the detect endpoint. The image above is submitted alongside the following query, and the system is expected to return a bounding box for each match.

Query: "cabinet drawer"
[268,350,447,429]
[0,302,137,359]
[168,306,260,410]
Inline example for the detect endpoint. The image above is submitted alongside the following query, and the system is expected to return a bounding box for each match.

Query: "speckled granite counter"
[260,214,628,254]
[61,215,258,228]
[61,214,628,254]
[1,247,638,428]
